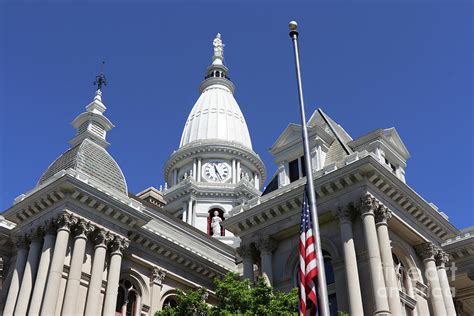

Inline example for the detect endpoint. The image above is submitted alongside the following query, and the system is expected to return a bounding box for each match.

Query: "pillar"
[236,160,241,182]
[3,235,29,316]
[187,199,193,225]
[258,237,277,286]
[149,267,166,313]
[62,219,92,315]
[85,229,110,316]
[182,201,188,223]
[254,173,259,190]
[41,213,76,315]
[415,242,446,316]
[197,158,202,182]
[232,159,236,184]
[435,250,456,316]
[237,244,254,282]
[359,194,391,315]
[193,159,197,180]
[375,205,403,315]
[334,206,364,315]
[102,236,129,316]
[14,229,43,316]
[29,221,56,316]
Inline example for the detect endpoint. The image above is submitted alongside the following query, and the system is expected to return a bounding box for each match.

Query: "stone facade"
[0,33,472,316]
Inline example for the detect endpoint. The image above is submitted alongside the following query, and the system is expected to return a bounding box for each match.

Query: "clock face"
[203,161,230,182]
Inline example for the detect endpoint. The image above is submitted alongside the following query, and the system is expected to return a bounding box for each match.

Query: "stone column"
[237,244,254,282]
[334,206,364,316]
[3,236,30,316]
[149,267,166,313]
[182,201,188,223]
[187,199,193,225]
[14,229,44,316]
[85,229,110,316]
[415,242,446,316]
[359,194,391,315]
[62,219,93,315]
[29,221,57,316]
[102,236,129,316]
[197,158,202,182]
[435,250,456,316]
[41,213,76,315]
[374,205,403,315]
[258,237,277,286]
[236,160,241,182]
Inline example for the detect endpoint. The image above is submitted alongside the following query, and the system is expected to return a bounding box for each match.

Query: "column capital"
[375,205,392,225]
[43,219,58,236]
[435,250,450,266]
[151,267,166,285]
[333,204,356,224]
[72,219,94,239]
[55,212,77,232]
[415,242,439,260]
[108,236,129,255]
[15,234,30,250]
[237,244,254,260]
[257,236,277,255]
[358,193,379,217]
[30,226,45,243]
[91,228,111,247]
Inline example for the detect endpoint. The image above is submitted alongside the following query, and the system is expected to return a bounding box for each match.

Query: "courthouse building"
[0,34,473,316]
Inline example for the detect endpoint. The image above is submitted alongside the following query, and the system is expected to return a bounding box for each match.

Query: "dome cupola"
[179,33,253,149]
[38,69,128,196]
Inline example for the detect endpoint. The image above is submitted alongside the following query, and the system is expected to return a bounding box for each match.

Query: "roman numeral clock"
[203,161,230,182]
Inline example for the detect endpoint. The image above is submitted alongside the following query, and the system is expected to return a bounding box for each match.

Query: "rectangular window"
[288,159,299,182]
[300,157,306,177]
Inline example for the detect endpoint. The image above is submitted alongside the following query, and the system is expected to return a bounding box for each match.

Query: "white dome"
[179,82,253,149]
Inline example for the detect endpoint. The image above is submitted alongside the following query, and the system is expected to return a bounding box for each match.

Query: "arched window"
[115,279,141,316]
[163,295,178,309]
[207,208,224,236]
[294,250,338,316]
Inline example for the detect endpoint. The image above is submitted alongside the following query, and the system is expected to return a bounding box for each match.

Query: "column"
[14,229,43,316]
[172,169,178,186]
[85,229,110,316]
[192,159,197,180]
[258,237,277,286]
[334,206,364,315]
[29,221,57,316]
[236,160,241,182]
[41,213,76,315]
[254,173,259,190]
[187,199,193,225]
[197,158,202,182]
[3,236,29,316]
[359,194,391,315]
[62,219,92,315]
[149,267,166,313]
[102,236,129,316]
[232,159,236,184]
[237,244,254,282]
[415,242,446,316]
[182,201,188,223]
[375,205,403,315]
[435,250,456,316]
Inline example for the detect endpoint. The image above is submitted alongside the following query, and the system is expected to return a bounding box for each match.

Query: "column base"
[374,310,391,316]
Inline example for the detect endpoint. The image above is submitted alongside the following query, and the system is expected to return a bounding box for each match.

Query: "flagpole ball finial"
[289,21,298,31]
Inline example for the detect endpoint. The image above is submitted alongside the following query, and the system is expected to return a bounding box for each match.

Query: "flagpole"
[288,21,330,316]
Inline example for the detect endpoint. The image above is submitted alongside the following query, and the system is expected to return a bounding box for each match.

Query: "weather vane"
[93,61,107,91]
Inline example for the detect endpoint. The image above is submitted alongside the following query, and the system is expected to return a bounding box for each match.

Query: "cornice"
[224,154,459,241]
[163,140,266,185]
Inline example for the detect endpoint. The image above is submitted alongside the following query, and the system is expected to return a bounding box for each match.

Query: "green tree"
[155,272,298,316]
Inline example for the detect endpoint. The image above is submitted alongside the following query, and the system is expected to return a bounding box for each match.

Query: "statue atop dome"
[213,33,224,59]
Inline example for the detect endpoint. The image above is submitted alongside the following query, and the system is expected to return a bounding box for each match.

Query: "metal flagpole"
[288,21,330,316]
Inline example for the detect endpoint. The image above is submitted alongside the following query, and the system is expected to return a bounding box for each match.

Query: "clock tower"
[163,34,266,245]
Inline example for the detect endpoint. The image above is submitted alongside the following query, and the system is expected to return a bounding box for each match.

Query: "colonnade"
[3,212,129,316]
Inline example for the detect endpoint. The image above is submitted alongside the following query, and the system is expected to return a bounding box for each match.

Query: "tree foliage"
[155,272,298,316]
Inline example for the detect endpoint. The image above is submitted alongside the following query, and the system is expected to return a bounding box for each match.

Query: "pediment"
[382,128,410,159]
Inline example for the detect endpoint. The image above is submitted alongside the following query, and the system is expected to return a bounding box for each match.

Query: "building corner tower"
[163,33,266,246]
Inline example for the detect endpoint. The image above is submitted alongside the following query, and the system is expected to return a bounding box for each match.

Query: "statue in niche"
[211,210,222,237]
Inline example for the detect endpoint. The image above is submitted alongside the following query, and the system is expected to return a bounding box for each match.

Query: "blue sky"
[1,1,472,229]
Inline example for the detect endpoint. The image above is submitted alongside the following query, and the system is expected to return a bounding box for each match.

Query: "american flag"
[299,189,318,316]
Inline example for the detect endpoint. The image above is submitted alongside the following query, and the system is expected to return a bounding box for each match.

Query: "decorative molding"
[55,212,77,231]
[257,236,277,255]
[359,193,379,216]
[108,235,129,254]
[415,242,439,260]
[151,267,166,285]
[374,204,392,225]
[236,244,254,260]
[333,204,356,224]
[435,250,450,266]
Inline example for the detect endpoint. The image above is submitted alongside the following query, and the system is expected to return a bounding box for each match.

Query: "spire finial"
[93,61,107,91]
[212,33,224,65]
